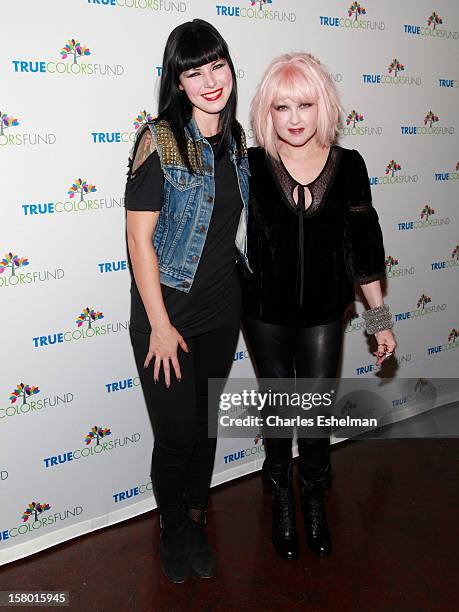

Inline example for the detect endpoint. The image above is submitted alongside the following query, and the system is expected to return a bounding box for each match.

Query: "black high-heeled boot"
[159,515,190,583]
[299,474,332,557]
[187,510,217,578]
[262,459,299,560]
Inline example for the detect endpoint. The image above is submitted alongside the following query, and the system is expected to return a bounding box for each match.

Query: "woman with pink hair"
[241,52,396,561]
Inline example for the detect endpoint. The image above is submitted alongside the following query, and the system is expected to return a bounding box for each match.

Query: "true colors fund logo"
[385,255,415,279]
[369,160,419,187]
[363,58,421,86]
[0,501,83,544]
[320,2,385,31]
[98,259,128,274]
[404,12,458,40]
[397,204,450,232]
[431,244,459,272]
[32,306,129,348]
[438,78,458,88]
[105,376,140,393]
[22,177,124,216]
[2,382,74,421]
[355,352,412,376]
[0,252,64,288]
[12,38,124,76]
[339,109,383,137]
[434,161,459,182]
[86,0,187,13]
[395,294,446,323]
[216,0,296,23]
[223,443,264,464]
[427,329,459,356]
[401,111,454,136]
[42,426,141,468]
[113,481,153,504]
[91,109,151,144]
[0,109,56,147]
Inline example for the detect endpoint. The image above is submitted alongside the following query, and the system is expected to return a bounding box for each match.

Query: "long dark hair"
[158,19,243,173]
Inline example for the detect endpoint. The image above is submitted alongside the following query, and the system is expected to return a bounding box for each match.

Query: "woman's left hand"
[373,329,397,366]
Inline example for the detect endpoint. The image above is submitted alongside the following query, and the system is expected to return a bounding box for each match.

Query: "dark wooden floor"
[1,440,457,612]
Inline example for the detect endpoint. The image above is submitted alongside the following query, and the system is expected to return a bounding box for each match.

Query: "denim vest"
[144,117,250,293]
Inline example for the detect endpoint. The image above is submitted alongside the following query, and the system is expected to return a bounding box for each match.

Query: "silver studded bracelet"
[361,304,394,335]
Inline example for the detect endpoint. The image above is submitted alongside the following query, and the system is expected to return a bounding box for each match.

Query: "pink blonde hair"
[250,52,341,158]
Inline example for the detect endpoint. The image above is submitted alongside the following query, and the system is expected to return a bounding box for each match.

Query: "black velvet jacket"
[240,145,386,326]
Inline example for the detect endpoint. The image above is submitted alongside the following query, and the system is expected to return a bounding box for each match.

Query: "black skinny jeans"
[131,319,240,523]
[242,316,343,486]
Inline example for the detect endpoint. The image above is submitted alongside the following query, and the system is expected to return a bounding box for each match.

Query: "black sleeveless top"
[240,146,386,327]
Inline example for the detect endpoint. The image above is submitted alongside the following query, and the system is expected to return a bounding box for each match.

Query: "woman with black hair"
[125,19,249,583]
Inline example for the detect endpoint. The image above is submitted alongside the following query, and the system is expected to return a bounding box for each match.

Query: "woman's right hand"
[144,324,189,387]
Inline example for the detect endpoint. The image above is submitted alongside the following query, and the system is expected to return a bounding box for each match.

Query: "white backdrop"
[1,0,458,565]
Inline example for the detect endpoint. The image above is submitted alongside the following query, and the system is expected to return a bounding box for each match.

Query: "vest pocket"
[163,166,201,191]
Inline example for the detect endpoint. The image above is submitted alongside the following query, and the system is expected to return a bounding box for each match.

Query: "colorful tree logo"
[420,205,435,220]
[0,111,19,136]
[133,110,153,131]
[448,329,459,343]
[414,378,428,392]
[388,58,404,76]
[385,255,398,271]
[250,0,272,8]
[85,425,111,446]
[68,178,97,202]
[0,252,29,277]
[417,294,431,309]
[254,432,264,444]
[10,383,40,406]
[427,12,442,29]
[346,110,364,127]
[76,307,104,329]
[22,502,50,523]
[385,160,401,177]
[452,245,459,260]
[348,2,366,20]
[60,39,91,64]
[424,111,439,127]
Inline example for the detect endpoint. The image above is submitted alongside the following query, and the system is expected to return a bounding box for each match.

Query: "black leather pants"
[242,316,343,486]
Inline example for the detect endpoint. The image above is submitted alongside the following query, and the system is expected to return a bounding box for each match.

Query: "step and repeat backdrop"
[1,0,458,564]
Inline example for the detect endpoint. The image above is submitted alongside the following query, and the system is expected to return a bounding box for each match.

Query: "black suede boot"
[299,474,332,557]
[159,516,190,583]
[262,459,299,560]
[187,510,217,578]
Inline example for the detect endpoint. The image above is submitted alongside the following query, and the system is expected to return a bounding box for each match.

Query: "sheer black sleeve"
[344,149,386,284]
[124,126,164,212]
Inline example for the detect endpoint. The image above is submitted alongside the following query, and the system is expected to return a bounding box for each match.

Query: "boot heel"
[269,461,299,560]
[300,486,332,557]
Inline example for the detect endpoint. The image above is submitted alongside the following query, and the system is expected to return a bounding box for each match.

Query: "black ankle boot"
[159,516,190,583]
[263,459,299,560]
[188,511,217,578]
[299,479,332,557]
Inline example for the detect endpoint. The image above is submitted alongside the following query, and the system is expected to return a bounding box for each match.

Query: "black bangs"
[175,28,228,74]
[158,19,244,174]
